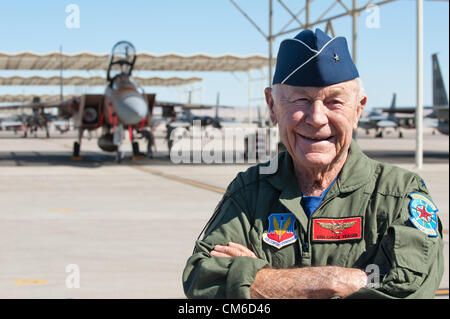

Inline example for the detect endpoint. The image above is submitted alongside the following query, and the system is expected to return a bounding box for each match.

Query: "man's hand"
[210,242,257,258]
[250,266,368,299]
[210,242,367,299]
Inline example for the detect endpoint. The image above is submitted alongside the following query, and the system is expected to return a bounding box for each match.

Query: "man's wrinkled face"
[266,79,366,170]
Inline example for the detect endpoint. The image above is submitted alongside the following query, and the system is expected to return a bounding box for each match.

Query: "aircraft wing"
[0,97,80,112]
[374,106,434,114]
[376,120,397,128]
[154,100,234,110]
[0,120,23,129]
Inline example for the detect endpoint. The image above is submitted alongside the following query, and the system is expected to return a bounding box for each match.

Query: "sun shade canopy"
[0,52,272,72]
[0,75,202,86]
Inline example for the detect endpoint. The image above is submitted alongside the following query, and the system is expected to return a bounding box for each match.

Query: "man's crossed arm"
[211,242,367,299]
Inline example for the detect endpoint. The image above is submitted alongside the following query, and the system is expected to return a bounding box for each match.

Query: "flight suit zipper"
[301,192,339,263]
[302,241,309,253]
[299,218,312,266]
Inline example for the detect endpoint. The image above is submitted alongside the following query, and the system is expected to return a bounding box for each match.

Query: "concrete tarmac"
[0,128,448,298]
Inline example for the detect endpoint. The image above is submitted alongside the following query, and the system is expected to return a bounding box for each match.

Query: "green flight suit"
[182,140,444,299]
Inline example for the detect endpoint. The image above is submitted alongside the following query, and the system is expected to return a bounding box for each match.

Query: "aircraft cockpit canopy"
[107,41,137,81]
[111,73,138,91]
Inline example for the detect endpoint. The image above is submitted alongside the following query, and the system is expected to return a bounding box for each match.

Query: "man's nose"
[305,100,328,127]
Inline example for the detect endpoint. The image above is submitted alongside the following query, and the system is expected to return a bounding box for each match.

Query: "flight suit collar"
[266,140,374,228]
[335,140,374,194]
[267,139,373,194]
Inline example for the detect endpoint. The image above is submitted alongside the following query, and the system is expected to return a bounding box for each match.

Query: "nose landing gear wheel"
[115,151,124,163]
[71,142,83,161]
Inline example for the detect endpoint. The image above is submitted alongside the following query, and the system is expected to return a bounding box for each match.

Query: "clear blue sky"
[0,0,448,110]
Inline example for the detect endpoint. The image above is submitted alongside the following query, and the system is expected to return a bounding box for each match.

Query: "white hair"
[355,77,366,99]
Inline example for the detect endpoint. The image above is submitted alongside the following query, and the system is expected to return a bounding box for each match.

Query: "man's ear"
[354,95,367,130]
[265,87,278,125]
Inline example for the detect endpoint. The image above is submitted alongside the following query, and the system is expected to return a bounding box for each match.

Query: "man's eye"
[328,100,343,105]
[292,98,309,103]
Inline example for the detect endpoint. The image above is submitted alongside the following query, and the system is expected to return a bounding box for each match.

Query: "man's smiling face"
[266,79,366,170]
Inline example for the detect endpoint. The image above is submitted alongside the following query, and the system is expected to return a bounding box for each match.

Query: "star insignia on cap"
[333,53,340,62]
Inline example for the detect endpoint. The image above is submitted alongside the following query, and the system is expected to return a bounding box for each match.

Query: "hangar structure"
[0,51,272,122]
[0,52,270,72]
[0,76,202,87]
[229,0,448,169]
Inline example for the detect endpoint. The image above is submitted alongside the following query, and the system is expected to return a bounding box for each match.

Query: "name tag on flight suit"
[312,216,363,242]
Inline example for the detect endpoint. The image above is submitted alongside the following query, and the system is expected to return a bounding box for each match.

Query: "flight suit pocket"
[390,225,432,275]
[263,241,300,268]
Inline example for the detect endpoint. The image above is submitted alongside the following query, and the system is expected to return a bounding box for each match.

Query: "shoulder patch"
[408,192,439,237]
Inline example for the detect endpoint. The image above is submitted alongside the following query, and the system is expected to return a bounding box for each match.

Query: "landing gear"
[147,139,153,159]
[375,131,383,138]
[45,124,50,138]
[115,150,124,163]
[135,129,154,159]
[71,129,83,160]
[73,142,80,157]
[132,141,141,157]
[131,141,145,160]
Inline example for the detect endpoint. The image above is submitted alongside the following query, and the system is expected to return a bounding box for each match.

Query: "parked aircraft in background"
[0,101,59,138]
[358,53,449,137]
[0,41,222,162]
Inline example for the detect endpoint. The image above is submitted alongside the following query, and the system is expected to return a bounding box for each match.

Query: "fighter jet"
[0,96,57,137]
[358,53,449,137]
[0,41,220,162]
[358,93,410,138]
[0,115,23,133]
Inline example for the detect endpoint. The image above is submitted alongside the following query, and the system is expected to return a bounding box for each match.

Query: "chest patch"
[312,216,363,242]
[262,213,298,249]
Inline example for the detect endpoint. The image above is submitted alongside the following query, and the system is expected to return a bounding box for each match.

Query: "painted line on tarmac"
[436,289,449,297]
[131,165,226,194]
[13,279,48,285]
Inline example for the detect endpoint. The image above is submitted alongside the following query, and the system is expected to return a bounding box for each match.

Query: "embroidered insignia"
[408,192,439,237]
[262,213,298,249]
[312,217,363,242]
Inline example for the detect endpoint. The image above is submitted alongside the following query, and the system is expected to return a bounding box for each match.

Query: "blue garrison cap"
[272,28,359,86]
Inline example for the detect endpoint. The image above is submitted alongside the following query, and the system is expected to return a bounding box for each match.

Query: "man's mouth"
[298,134,334,142]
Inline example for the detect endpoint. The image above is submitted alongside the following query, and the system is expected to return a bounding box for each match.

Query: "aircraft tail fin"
[215,92,220,120]
[390,93,397,109]
[432,54,448,107]
[388,93,397,120]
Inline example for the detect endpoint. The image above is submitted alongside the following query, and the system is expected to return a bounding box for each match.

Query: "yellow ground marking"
[131,165,226,194]
[71,156,83,161]
[435,289,449,296]
[13,279,48,285]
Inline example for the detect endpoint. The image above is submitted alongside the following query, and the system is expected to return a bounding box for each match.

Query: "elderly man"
[182,29,444,299]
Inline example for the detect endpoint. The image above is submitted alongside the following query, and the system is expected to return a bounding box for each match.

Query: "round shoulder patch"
[408,192,439,237]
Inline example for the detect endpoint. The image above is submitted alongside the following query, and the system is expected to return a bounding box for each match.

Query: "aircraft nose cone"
[116,94,148,125]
